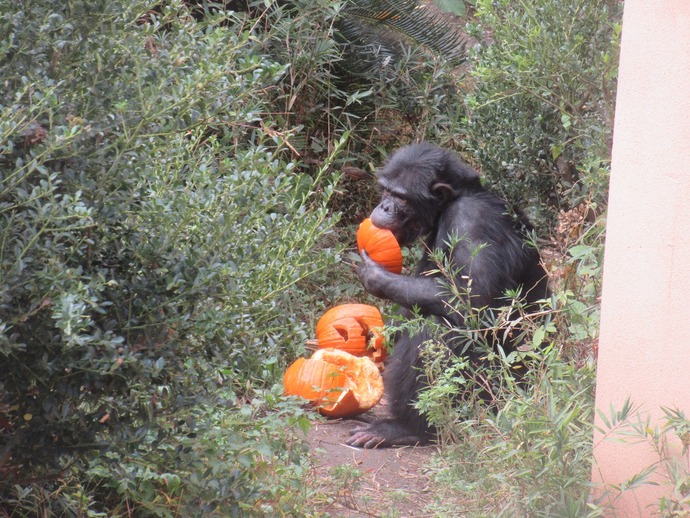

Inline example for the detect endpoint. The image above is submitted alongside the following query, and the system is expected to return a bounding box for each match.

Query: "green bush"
[427,346,598,517]
[464,0,622,224]
[423,7,622,507]
[0,0,346,513]
[415,305,598,516]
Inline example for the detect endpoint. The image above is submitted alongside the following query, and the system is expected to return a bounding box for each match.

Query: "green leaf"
[434,0,467,17]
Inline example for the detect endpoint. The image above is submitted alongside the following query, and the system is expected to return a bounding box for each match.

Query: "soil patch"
[305,401,439,517]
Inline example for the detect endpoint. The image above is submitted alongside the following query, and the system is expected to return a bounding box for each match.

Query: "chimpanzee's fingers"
[347,431,386,449]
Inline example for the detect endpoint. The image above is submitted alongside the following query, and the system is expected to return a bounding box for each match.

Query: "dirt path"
[305,402,439,517]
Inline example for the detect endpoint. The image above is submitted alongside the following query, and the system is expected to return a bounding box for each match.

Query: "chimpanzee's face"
[370,181,423,246]
[369,143,472,246]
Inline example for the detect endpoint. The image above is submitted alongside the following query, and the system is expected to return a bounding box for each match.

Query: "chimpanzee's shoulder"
[444,190,507,222]
[436,191,520,247]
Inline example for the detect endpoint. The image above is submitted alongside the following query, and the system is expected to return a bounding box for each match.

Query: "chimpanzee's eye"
[383,190,407,207]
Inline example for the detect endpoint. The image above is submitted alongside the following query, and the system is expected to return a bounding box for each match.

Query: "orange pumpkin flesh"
[315,304,386,364]
[357,218,403,274]
[283,349,384,418]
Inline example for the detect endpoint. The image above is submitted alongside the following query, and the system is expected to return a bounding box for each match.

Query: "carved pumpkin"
[316,304,386,364]
[283,348,383,418]
[356,218,403,274]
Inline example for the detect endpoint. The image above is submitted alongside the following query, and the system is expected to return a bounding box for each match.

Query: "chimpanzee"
[348,142,550,448]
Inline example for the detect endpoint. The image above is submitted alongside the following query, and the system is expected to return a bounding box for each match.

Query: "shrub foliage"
[465,0,621,223]
[0,0,344,514]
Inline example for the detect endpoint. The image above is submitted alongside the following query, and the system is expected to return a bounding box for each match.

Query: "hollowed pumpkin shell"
[283,349,384,418]
[316,304,386,364]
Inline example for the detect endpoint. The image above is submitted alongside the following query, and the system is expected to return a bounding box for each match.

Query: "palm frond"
[333,16,399,78]
[343,0,469,63]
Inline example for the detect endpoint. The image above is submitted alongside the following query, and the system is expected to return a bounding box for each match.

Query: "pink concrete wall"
[592,1,690,515]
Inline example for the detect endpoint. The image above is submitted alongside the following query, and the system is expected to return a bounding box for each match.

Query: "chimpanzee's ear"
[431,182,456,203]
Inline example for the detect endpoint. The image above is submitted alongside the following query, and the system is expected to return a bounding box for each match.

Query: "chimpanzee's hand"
[358,250,394,299]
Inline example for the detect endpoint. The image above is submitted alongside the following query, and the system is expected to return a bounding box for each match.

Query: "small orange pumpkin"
[356,218,403,274]
[316,304,386,364]
[283,349,384,418]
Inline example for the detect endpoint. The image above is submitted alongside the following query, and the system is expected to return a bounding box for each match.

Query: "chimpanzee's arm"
[358,251,446,312]
[358,250,468,317]
[359,233,506,315]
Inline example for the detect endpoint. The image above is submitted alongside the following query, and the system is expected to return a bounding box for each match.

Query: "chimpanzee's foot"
[347,420,424,449]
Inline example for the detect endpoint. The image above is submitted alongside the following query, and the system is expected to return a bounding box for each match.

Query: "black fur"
[349,143,550,448]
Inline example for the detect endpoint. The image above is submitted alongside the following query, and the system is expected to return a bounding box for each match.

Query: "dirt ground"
[304,400,440,517]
